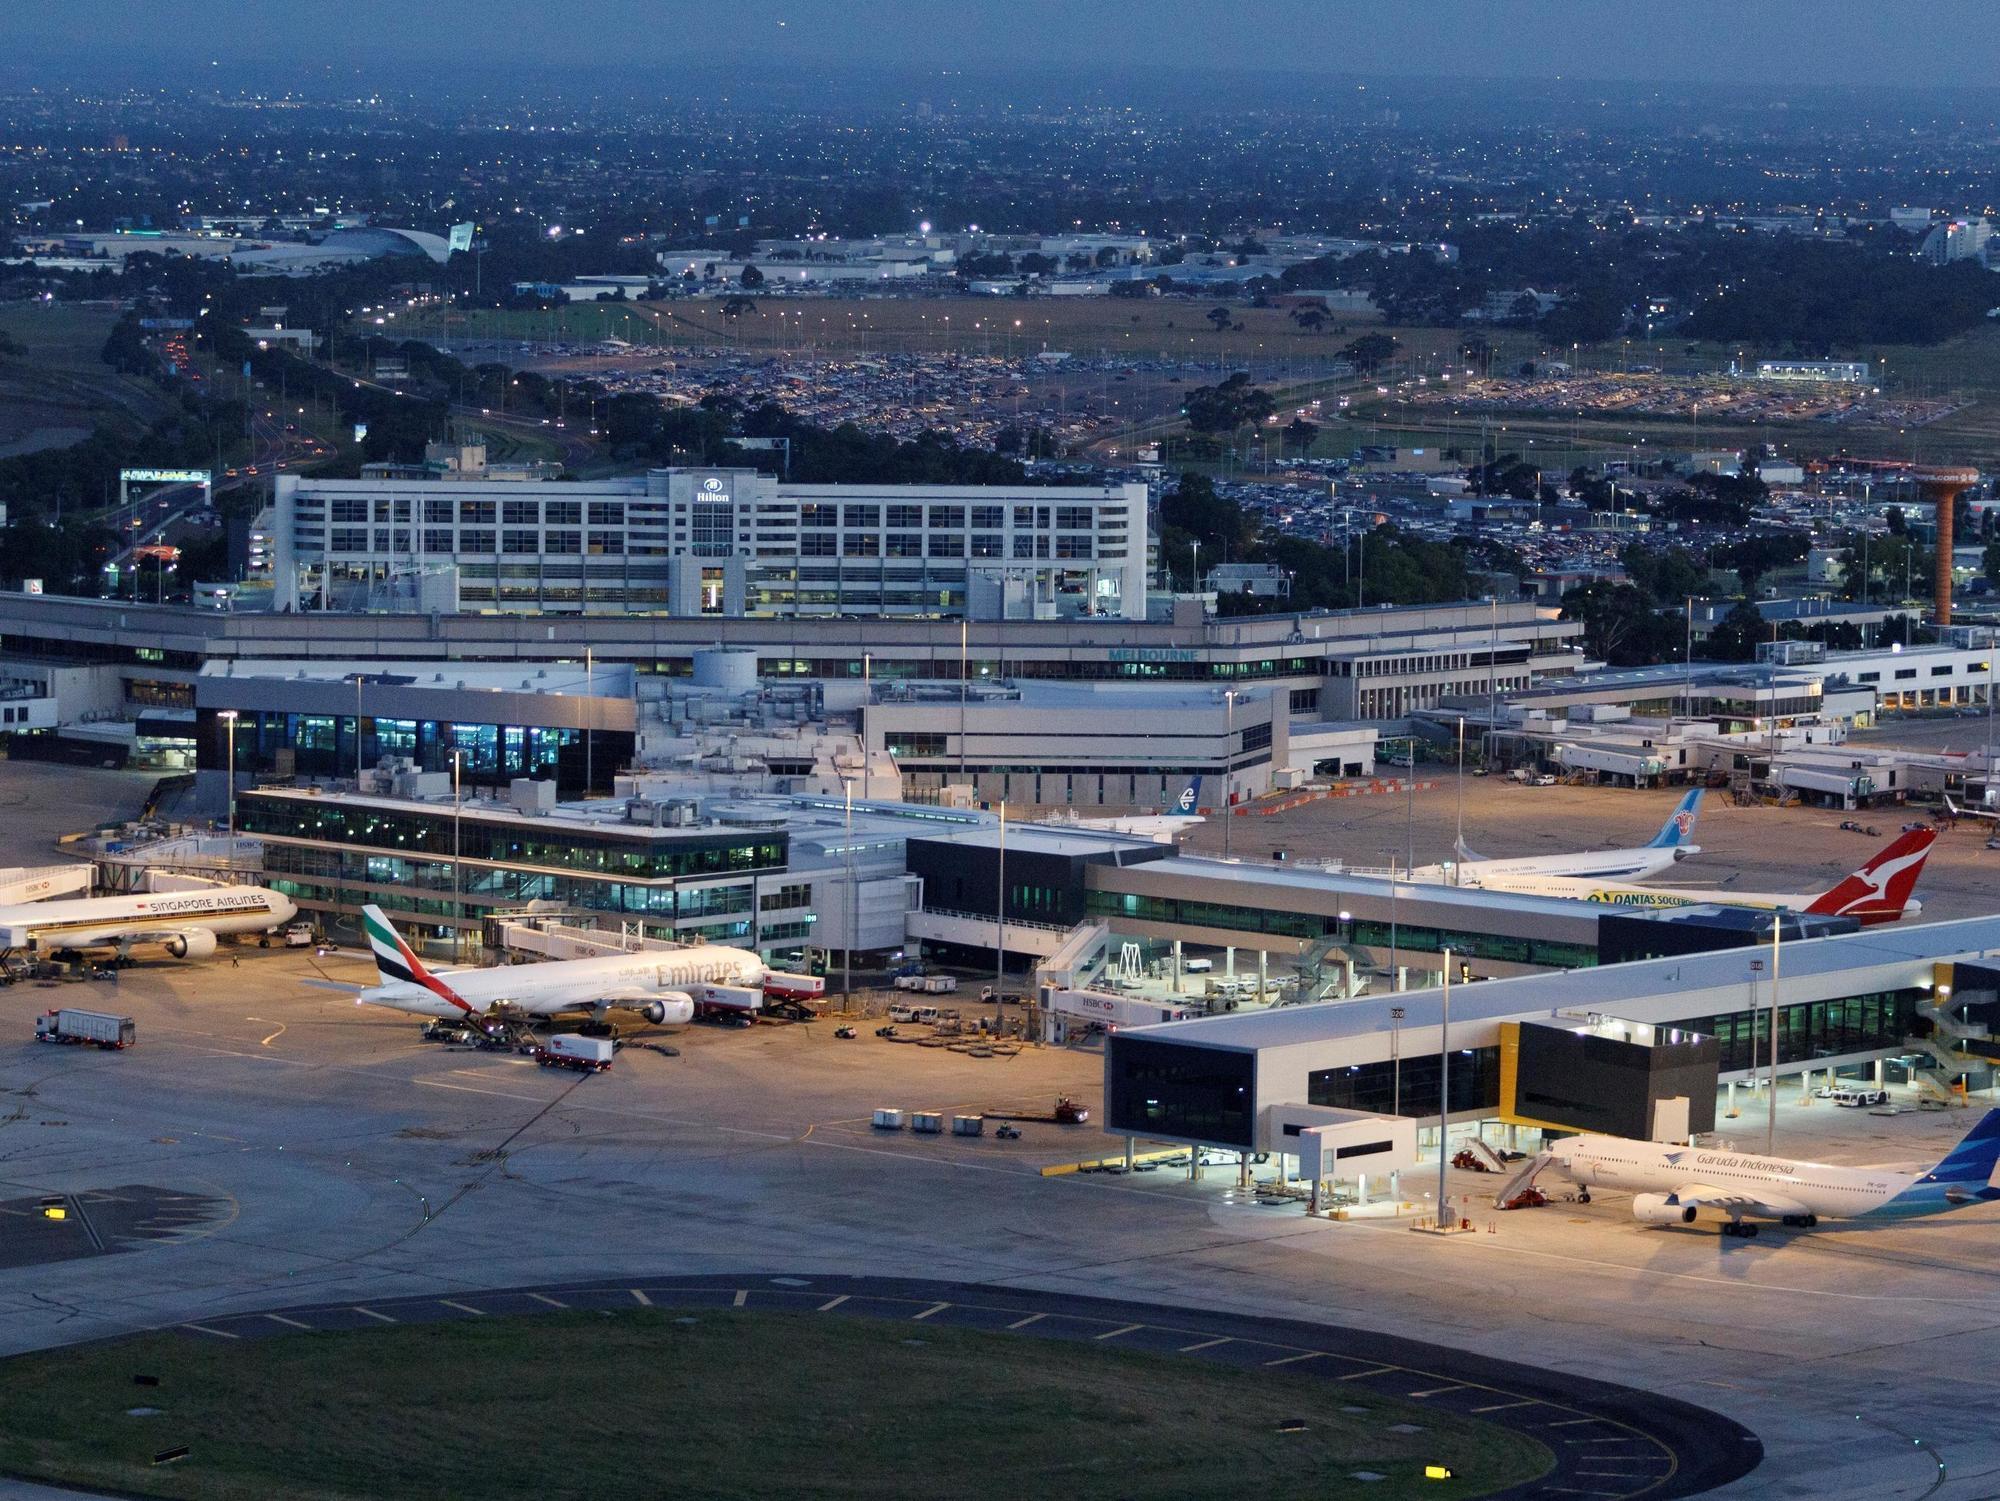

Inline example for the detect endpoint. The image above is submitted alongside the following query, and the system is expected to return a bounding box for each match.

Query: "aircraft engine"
[164,929,218,960]
[640,993,696,1026]
[1631,1193,1698,1226]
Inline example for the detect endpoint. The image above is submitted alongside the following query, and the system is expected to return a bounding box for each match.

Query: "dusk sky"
[9,0,2000,89]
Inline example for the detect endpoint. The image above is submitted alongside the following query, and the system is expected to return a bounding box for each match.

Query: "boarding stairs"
[1489,1150,1555,1210]
[1910,995,1992,1103]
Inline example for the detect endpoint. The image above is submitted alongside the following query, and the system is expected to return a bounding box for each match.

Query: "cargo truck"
[535,1033,614,1073]
[35,1009,135,1049]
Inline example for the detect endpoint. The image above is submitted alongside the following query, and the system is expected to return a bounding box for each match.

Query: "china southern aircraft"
[1415,788,1703,886]
[1528,1108,2000,1237]
[1480,827,1936,926]
[357,905,764,1026]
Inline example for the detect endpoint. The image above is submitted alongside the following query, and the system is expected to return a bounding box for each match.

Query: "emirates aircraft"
[1477,827,1936,926]
[1526,1109,2000,1237]
[357,905,764,1026]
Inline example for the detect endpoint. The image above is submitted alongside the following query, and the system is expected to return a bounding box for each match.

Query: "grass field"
[0,301,172,456]
[0,1309,1551,1500]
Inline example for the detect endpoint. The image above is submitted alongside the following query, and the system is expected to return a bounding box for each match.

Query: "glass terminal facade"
[238,790,802,951]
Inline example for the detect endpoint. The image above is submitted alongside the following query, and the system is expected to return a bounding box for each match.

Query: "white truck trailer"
[35,1009,135,1049]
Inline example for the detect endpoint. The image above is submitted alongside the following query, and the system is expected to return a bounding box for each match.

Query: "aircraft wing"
[1667,1183,1812,1221]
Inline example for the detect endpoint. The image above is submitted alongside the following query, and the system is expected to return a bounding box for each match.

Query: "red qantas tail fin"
[1804,829,1937,924]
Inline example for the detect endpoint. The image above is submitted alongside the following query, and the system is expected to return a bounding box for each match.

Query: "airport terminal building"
[272,467,1150,620]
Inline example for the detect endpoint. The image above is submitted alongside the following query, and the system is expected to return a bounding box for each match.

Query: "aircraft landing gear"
[1576,1190,1591,1204]
[1780,1213,1819,1228]
[1723,1221,1760,1238]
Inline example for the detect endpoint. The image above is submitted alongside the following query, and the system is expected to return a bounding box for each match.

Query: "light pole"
[1768,914,1781,1155]
[993,799,1007,1028]
[1390,1004,1405,1116]
[843,778,854,1009]
[1437,948,1453,1224]
[1222,690,1237,859]
[584,644,593,797]
[1383,851,1401,990]
[217,710,238,865]
[451,748,464,964]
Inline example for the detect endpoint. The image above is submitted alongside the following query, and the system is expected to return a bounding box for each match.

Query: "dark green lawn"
[0,1309,1552,1500]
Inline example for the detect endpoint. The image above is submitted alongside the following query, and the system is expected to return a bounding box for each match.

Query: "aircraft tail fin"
[1923,1108,2000,1185]
[1646,788,1704,849]
[361,905,471,1012]
[1174,776,1203,816]
[1802,828,1937,921]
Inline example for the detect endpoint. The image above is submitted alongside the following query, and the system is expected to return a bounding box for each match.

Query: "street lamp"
[217,710,238,864]
[451,748,465,963]
[1222,690,1237,859]
[1390,1004,1405,1116]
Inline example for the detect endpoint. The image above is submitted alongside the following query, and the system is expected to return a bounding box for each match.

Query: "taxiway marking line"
[528,1293,568,1309]
[1471,1399,1539,1413]
[733,1290,749,1308]
[911,1302,950,1320]
[1006,1313,1046,1330]
[817,1295,850,1312]
[1337,1366,1398,1381]
[353,1307,397,1323]
[263,1314,313,1330]
[439,1299,485,1316]
[183,1324,239,1339]
[1409,1383,1472,1398]
[1094,1323,1143,1341]
[629,1289,652,1307]
[1178,1336,1231,1353]
[1265,1351,1325,1367]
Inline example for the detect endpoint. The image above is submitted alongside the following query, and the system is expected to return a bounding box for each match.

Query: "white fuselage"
[1550,1135,1937,1221]
[1475,872,1918,920]
[1415,845,1688,887]
[0,887,296,953]
[360,943,767,1020]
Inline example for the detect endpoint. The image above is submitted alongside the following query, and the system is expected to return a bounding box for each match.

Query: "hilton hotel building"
[271,467,1150,620]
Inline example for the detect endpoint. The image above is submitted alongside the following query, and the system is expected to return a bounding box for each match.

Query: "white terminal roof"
[201,659,629,697]
[1133,915,2000,1054]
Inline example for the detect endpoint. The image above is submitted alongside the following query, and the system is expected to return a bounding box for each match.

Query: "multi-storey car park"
[271,467,1150,620]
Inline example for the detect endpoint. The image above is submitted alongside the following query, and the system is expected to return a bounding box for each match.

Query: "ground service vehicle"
[36,1009,135,1049]
[536,1034,614,1073]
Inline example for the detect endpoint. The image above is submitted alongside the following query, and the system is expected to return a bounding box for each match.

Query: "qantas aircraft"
[0,885,296,961]
[1526,1109,2000,1236]
[1477,827,1936,925]
[356,905,764,1025]
[1412,788,1704,886]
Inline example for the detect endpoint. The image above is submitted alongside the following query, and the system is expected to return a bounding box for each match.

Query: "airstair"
[1490,1150,1555,1209]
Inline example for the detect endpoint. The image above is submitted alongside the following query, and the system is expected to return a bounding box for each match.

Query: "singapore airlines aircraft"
[1479,827,1936,926]
[0,885,296,961]
[1413,788,1703,886]
[1530,1109,2000,1237]
[357,905,765,1026]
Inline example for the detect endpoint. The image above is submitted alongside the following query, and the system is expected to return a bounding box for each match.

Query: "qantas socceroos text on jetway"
[1479,826,1937,925]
